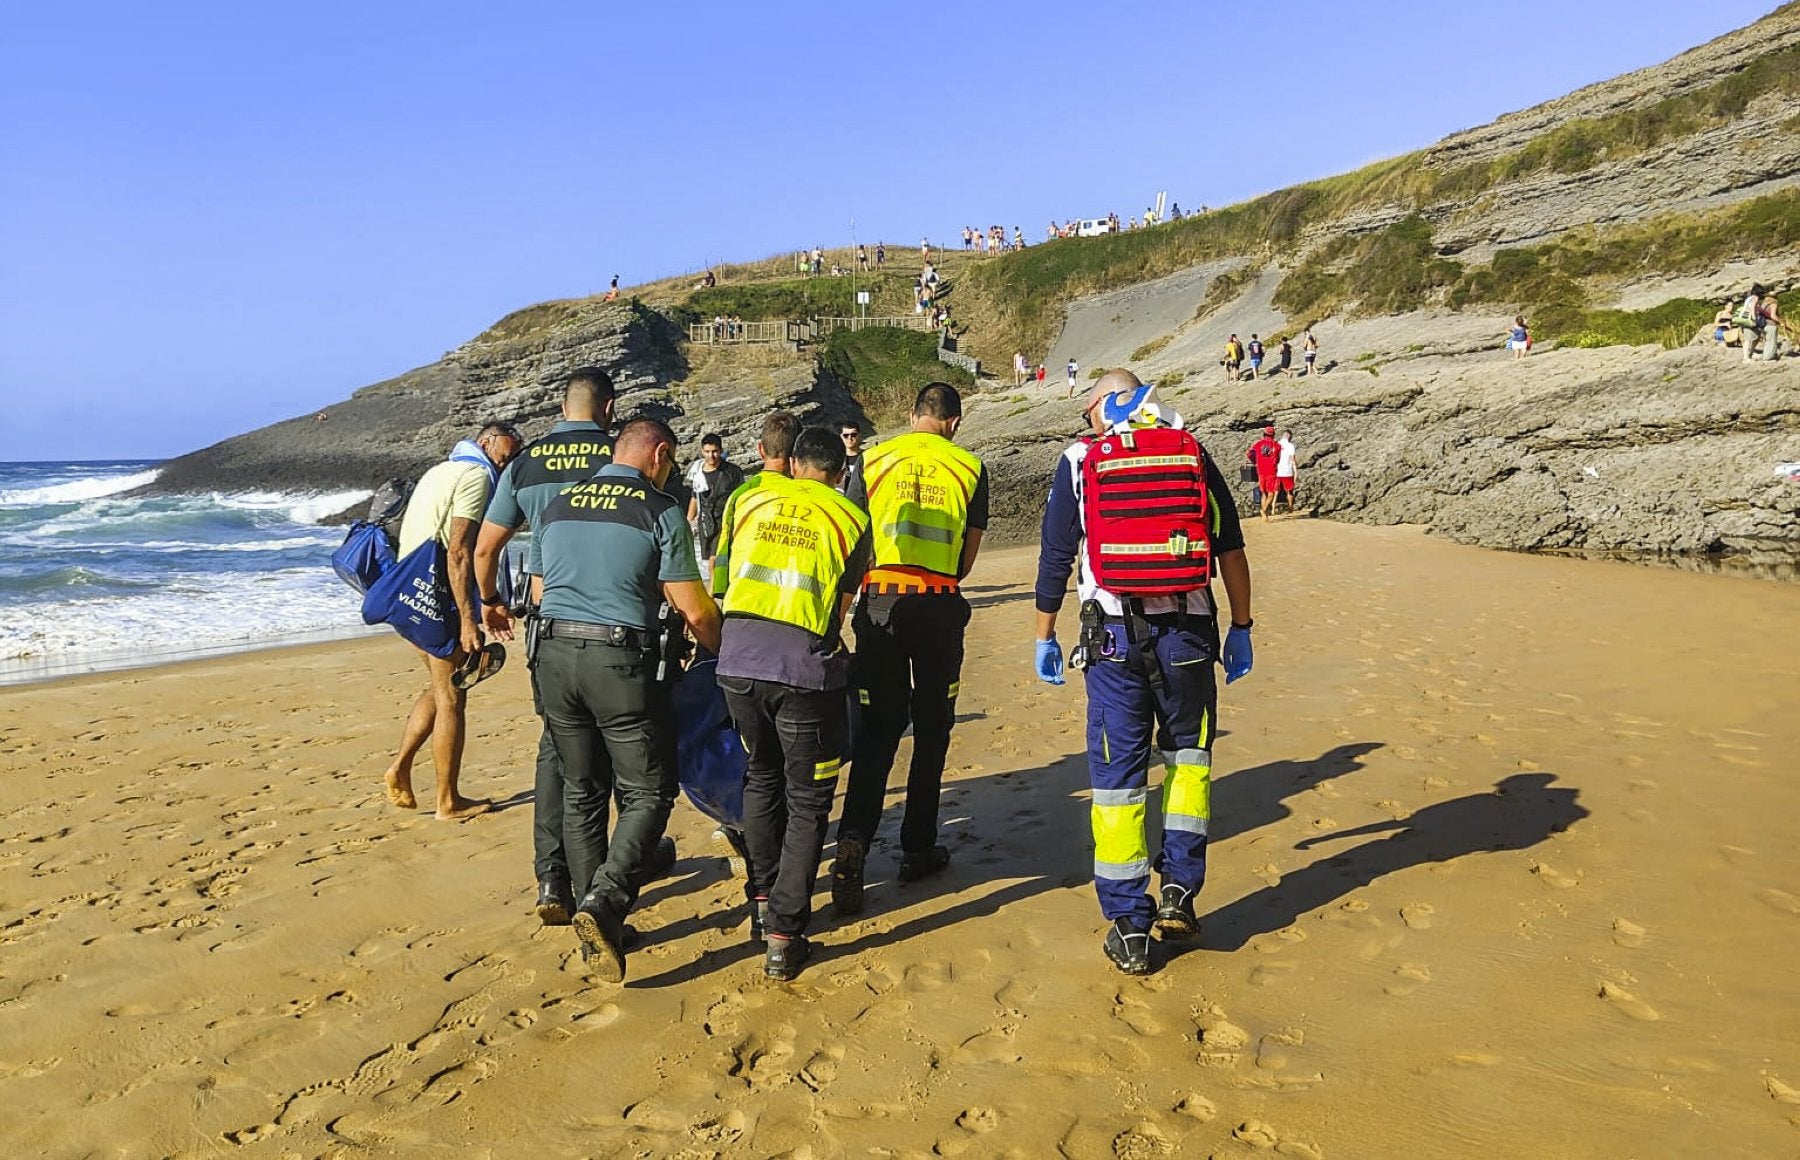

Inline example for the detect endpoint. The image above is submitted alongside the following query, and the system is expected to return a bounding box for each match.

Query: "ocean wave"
[208,489,372,524]
[0,565,373,664]
[0,468,162,507]
[0,566,163,597]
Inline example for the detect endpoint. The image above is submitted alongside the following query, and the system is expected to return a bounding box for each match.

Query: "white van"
[1076,218,1112,238]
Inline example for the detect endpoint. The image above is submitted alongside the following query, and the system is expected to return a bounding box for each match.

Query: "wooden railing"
[687,320,792,345]
[812,315,934,336]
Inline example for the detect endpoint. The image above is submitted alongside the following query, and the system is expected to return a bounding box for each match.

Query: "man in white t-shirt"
[385,421,522,821]
[1274,430,1298,514]
[1066,358,1080,398]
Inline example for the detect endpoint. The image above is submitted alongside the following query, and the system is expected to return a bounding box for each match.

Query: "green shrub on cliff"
[818,328,974,423]
[1274,216,1464,319]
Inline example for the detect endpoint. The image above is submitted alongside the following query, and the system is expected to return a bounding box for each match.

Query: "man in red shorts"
[1247,425,1282,523]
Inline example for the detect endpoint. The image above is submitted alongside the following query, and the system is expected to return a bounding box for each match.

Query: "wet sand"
[3,520,1798,1157]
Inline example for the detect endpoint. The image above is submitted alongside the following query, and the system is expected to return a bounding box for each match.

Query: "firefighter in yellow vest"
[714,427,873,981]
[832,383,988,915]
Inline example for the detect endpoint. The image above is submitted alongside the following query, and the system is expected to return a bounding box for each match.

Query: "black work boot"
[748,897,770,945]
[897,844,951,884]
[765,934,812,981]
[832,834,866,917]
[572,895,627,983]
[535,877,575,927]
[1153,884,1201,941]
[645,836,678,883]
[1104,918,1154,976]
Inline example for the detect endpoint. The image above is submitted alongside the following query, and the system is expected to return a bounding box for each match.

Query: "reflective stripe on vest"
[863,431,981,577]
[720,475,869,636]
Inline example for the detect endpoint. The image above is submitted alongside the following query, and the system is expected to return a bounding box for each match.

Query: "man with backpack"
[1032,371,1254,975]
[379,420,523,821]
[687,433,747,588]
[1738,284,1783,363]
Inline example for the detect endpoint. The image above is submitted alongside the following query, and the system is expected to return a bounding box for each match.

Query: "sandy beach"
[4,519,1799,1157]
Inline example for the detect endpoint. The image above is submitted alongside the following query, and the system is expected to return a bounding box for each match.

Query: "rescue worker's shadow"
[1208,742,1384,842]
[630,751,1093,989]
[961,581,1034,611]
[1195,772,1588,953]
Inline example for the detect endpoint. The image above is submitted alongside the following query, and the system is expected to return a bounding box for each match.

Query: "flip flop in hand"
[452,642,506,690]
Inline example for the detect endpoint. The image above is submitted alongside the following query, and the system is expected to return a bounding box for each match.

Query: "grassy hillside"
[819,328,975,423]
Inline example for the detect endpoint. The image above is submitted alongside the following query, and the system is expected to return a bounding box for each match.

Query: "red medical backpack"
[1080,426,1212,594]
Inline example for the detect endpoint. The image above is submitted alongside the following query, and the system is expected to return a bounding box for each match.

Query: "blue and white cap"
[1094,383,1183,433]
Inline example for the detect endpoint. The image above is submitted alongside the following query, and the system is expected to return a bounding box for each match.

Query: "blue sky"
[0,0,1781,462]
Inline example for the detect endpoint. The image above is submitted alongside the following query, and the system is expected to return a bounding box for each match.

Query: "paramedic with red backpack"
[1033,371,1254,975]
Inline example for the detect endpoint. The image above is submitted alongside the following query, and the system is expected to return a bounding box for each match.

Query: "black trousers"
[534,636,675,916]
[720,675,846,939]
[528,657,566,884]
[838,591,970,854]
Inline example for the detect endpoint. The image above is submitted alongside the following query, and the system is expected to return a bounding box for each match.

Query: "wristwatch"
[1230,619,1254,631]
[479,592,506,607]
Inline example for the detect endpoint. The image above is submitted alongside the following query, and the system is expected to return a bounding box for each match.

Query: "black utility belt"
[537,618,650,649]
[1099,610,1214,630]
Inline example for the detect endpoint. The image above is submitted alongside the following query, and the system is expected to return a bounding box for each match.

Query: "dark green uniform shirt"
[536,465,700,630]
[484,421,614,576]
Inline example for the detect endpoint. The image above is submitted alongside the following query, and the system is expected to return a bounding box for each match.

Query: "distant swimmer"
[381,421,522,819]
[1033,371,1254,974]
[714,427,871,980]
[533,418,721,982]
[832,384,987,915]
[472,368,617,924]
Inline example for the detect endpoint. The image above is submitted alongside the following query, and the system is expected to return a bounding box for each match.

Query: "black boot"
[1104,918,1154,975]
[832,834,867,916]
[535,877,575,927]
[898,844,951,884]
[765,934,812,981]
[573,895,627,983]
[1153,884,1200,941]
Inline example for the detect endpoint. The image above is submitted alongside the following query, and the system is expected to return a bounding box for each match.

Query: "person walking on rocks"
[473,370,619,923]
[1032,372,1254,974]
[534,419,722,982]
[1247,335,1265,379]
[714,428,872,980]
[1224,335,1243,381]
[1303,330,1319,376]
[1274,338,1293,377]
[1248,426,1282,522]
[832,384,988,915]
[1274,430,1298,514]
[1066,357,1081,398]
[1508,315,1530,360]
[381,421,522,821]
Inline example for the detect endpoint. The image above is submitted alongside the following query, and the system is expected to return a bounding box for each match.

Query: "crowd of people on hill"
[961,225,1025,253]
[1221,331,1319,380]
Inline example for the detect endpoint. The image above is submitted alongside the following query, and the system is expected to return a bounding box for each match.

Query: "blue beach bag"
[361,540,458,658]
[672,656,746,827]
[331,521,396,594]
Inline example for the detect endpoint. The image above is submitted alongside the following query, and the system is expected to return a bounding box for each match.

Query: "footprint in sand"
[798,1043,844,1091]
[1172,1093,1216,1122]
[1755,888,1800,916]
[955,1106,999,1133]
[1248,961,1297,988]
[1111,991,1164,1036]
[1764,1074,1800,1105]
[1597,981,1661,1021]
[1111,1122,1175,1158]
[1611,918,1647,948]
[1529,861,1581,889]
[1399,903,1434,930]
[1249,926,1308,953]
[1385,962,1432,996]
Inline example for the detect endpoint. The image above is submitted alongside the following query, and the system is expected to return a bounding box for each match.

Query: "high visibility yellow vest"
[720,474,869,637]
[862,431,982,577]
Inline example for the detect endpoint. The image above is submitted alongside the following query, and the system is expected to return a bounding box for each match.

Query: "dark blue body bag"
[672,656,746,827]
[360,540,458,658]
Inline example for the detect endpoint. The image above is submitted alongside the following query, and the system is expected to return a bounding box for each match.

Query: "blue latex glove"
[1222,626,1254,684]
[1034,637,1065,685]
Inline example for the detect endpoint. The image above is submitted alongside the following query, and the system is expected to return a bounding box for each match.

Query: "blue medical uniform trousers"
[1083,616,1218,927]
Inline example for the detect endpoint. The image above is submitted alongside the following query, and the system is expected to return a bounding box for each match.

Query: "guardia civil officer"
[472,368,635,928]
[532,418,722,982]
[1033,370,1255,975]
[714,427,871,980]
[833,383,987,914]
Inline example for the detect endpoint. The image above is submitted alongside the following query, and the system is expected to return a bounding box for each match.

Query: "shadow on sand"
[1198,772,1587,952]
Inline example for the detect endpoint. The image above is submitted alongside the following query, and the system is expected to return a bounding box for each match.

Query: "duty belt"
[863,577,961,596]
[537,618,650,650]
